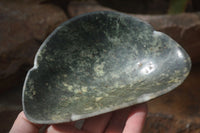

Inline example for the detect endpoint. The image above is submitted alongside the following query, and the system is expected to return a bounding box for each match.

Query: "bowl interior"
[23,11,191,124]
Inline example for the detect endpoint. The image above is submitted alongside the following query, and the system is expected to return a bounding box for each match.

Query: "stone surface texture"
[0,0,200,132]
[134,13,200,65]
[144,64,200,133]
[68,1,200,64]
[23,11,190,124]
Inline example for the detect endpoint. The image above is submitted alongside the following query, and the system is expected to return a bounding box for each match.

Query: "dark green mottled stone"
[22,11,191,124]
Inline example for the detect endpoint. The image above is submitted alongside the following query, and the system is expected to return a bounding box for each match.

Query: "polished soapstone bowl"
[22,11,191,124]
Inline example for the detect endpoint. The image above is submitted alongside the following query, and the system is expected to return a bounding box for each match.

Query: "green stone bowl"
[22,11,191,124]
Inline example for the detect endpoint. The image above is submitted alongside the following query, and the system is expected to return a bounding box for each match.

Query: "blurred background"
[0,0,200,132]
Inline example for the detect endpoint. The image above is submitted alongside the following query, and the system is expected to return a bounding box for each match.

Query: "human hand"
[10,103,147,133]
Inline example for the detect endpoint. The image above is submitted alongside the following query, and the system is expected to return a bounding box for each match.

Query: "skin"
[10,103,147,133]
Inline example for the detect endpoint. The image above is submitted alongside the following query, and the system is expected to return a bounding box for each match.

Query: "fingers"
[104,107,133,133]
[49,112,112,133]
[123,103,148,133]
[11,104,147,133]
[10,111,41,133]
[82,112,112,133]
[45,112,112,133]
[47,122,84,133]
[104,103,148,133]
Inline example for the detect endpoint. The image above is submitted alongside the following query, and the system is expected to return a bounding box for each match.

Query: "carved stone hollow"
[22,11,191,124]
